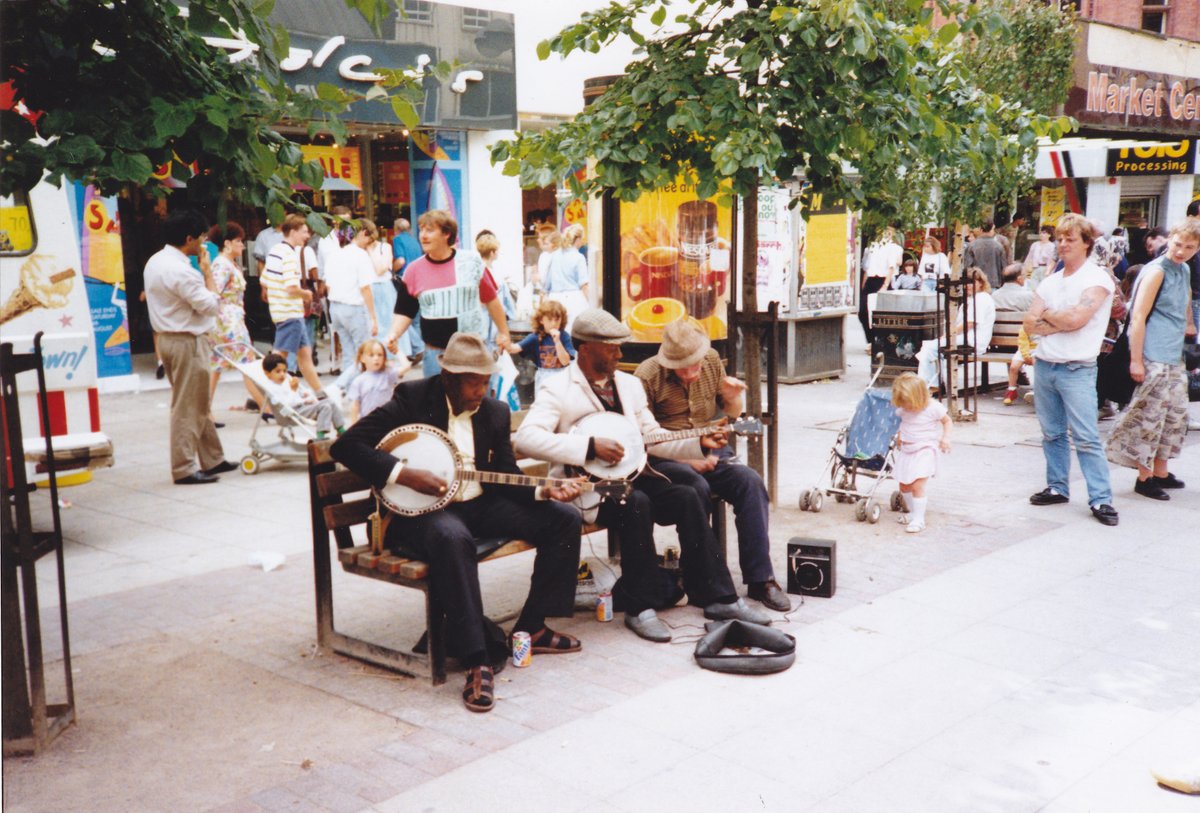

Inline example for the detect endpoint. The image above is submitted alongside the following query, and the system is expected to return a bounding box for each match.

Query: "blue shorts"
[273,318,310,356]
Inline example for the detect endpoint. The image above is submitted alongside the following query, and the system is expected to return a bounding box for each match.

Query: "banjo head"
[571,412,646,480]
[375,424,462,516]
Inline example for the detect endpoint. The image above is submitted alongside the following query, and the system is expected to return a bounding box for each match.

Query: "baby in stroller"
[260,352,346,440]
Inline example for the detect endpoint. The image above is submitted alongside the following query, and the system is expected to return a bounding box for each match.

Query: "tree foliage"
[0,0,437,229]
[490,0,1075,230]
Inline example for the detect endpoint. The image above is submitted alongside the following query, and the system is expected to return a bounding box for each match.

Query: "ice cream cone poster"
[70,183,132,377]
[618,179,732,341]
[0,184,98,390]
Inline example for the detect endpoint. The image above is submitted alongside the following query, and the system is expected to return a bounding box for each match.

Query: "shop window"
[0,191,37,256]
[1142,3,1167,34]
[402,0,433,24]
[462,8,491,30]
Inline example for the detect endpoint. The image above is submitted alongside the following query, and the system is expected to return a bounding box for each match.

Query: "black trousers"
[858,276,887,342]
[597,474,735,615]
[385,493,581,665]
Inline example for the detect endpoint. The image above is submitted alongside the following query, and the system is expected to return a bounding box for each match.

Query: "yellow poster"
[0,202,34,252]
[1040,186,1066,229]
[805,210,849,286]
[619,180,732,341]
[300,145,363,189]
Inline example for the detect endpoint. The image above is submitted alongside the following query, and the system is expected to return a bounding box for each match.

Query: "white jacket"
[515,362,704,520]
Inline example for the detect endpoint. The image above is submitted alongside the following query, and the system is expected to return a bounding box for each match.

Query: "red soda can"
[596,591,613,622]
[511,631,532,667]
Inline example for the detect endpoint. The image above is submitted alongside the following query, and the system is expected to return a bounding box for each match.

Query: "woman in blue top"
[1105,219,1200,500]
[541,227,590,332]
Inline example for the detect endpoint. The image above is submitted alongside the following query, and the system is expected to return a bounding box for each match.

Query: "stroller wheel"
[854,499,868,522]
[809,490,823,513]
[890,491,906,512]
[867,501,882,524]
[799,490,811,511]
[240,455,259,475]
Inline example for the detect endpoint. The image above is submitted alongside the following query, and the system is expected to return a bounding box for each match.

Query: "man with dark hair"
[144,209,236,484]
[332,333,584,713]
[1144,227,1168,259]
[962,219,1008,290]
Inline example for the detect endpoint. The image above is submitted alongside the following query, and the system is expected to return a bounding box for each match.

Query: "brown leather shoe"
[747,579,792,612]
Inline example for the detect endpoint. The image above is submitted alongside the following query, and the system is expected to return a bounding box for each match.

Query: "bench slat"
[310,440,335,466]
[324,498,375,531]
[317,468,370,499]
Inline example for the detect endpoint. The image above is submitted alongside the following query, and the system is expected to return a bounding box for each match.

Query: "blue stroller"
[799,368,903,523]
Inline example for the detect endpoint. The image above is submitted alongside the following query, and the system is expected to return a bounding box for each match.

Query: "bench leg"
[711,497,728,562]
[606,526,621,562]
[424,589,448,687]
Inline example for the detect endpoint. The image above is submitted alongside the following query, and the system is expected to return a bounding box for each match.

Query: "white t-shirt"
[325,243,376,306]
[866,241,902,278]
[1032,260,1115,363]
[918,251,950,280]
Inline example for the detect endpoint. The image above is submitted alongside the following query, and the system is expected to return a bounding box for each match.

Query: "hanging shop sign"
[1039,186,1067,228]
[1104,139,1198,176]
[299,145,363,189]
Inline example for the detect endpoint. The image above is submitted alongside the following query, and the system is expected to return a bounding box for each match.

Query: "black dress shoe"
[748,579,793,612]
[212,421,226,429]
[1030,488,1069,506]
[174,471,219,485]
[1090,504,1119,526]
[1134,478,1170,501]
[203,461,238,476]
[1152,473,1185,490]
[155,363,165,380]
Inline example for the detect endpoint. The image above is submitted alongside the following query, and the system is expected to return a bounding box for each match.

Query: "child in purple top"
[891,372,952,534]
[512,300,574,390]
[346,340,410,423]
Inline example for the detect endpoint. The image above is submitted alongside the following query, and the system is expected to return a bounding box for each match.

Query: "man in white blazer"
[515,308,770,642]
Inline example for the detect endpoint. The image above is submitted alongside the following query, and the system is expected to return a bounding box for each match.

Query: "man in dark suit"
[331,333,583,713]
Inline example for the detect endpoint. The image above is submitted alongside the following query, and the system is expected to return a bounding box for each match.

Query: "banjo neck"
[457,468,599,492]
[643,424,727,446]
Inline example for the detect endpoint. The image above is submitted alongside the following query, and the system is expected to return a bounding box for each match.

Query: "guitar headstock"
[730,416,764,436]
[593,479,633,501]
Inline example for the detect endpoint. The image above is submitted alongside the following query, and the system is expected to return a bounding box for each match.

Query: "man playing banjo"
[331,333,584,714]
[515,308,770,643]
[636,320,791,612]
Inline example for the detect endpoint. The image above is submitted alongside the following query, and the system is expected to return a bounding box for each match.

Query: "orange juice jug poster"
[68,182,131,377]
[619,181,732,342]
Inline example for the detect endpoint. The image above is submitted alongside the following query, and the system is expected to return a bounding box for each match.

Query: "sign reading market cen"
[1069,66,1200,135]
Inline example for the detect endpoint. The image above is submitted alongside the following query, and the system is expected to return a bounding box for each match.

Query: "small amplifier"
[787,538,836,598]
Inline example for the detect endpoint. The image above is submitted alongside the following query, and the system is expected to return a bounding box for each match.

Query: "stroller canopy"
[840,388,901,471]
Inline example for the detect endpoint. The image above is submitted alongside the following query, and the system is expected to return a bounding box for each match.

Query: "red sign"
[379,161,410,204]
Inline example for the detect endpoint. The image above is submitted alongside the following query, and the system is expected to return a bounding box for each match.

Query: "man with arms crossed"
[1023,213,1118,527]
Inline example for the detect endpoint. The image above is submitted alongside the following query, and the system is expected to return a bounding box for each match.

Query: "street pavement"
[3,323,1199,812]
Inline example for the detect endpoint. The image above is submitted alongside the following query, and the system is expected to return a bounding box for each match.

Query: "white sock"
[903,493,914,512]
[910,497,928,526]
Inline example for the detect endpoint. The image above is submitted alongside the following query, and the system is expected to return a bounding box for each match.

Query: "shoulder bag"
[1098,275,1160,406]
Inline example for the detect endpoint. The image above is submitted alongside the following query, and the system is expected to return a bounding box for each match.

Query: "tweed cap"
[655,319,710,369]
[571,308,631,344]
[438,333,496,375]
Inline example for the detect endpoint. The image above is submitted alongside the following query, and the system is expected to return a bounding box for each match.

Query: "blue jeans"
[1033,359,1113,507]
[651,446,774,584]
[397,313,426,358]
[329,302,370,391]
[422,346,443,378]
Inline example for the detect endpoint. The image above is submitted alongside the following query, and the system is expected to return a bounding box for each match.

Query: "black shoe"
[211,421,225,429]
[244,397,260,413]
[408,352,424,364]
[1090,504,1119,526]
[747,579,792,612]
[1030,488,1069,506]
[1134,478,1170,501]
[174,471,219,485]
[203,460,238,476]
[155,363,165,380]
[1152,473,1185,490]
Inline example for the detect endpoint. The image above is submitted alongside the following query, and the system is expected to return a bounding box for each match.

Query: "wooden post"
[740,185,764,477]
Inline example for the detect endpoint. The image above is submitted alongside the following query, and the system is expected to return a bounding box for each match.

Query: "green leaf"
[205,108,229,131]
[651,6,666,26]
[110,151,154,183]
[298,160,324,189]
[937,22,959,44]
[537,40,552,61]
[390,97,419,130]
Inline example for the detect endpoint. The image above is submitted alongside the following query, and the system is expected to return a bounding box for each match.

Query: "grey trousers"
[159,332,225,480]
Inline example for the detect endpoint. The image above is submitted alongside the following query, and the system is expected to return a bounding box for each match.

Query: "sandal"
[462,665,495,713]
[525,627,581,655]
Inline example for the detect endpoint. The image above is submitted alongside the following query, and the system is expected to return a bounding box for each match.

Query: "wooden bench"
[309,438,620,686]
[974,310,1027,391]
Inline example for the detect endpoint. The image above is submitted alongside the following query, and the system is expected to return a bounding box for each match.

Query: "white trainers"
[896,514,910,526]
[905,522,925,534]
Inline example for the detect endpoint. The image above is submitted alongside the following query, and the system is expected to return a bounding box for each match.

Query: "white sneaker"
[905,522,925,534]
[896,514,910,526]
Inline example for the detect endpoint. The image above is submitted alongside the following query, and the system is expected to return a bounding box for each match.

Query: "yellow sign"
[300,145,363,189]
[0,203,34,252]
[805,209,849,287]
[1040,186,1066,228]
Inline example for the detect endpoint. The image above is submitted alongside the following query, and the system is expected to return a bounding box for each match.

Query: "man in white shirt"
[262,214,324,395]
[1023,213,1118,527]
[325,221,379,391]
[144,209,236,484]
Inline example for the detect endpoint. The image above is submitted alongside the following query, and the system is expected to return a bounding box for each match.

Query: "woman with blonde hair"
[539,225,589,331]
[915,267,997,389]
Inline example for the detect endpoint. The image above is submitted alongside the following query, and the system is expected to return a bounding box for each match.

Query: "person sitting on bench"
[331,333,584,714]
[514,308,770,644]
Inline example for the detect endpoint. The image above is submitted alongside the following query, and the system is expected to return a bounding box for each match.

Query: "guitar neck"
[459,469,595,491]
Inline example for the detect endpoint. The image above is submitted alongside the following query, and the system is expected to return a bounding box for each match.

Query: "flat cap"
[571,308,631,344]
[438,332,497,375]
[655,319,710,369]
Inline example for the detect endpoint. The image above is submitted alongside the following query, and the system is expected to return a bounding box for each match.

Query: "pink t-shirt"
[395,249,497,348]
[896,401,947,450]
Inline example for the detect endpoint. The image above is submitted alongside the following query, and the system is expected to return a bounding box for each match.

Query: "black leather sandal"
[462,665,495,713]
